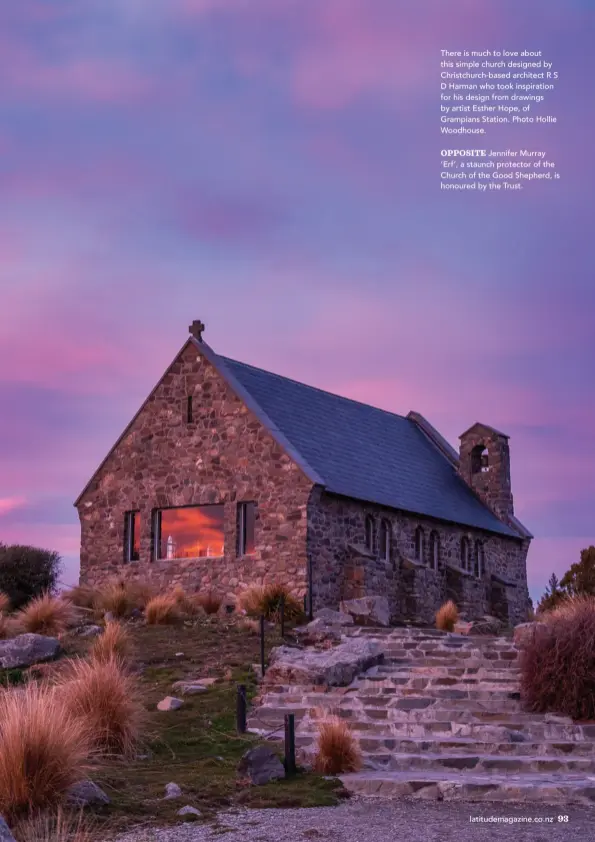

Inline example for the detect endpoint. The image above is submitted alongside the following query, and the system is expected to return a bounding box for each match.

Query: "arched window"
[460,536,470,571]
[475,541,484,578]
[429,531,440,571]
[365,515,375,553]
[471,444,489,474]
[379,519,391,561]
[415,526,425,564]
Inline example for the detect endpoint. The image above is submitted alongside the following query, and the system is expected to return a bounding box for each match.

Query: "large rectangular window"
[153,505,225,560]
[237,502,256,556]
[124,511,141,562]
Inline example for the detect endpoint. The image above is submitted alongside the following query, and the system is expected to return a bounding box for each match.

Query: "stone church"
[76,321,532,625]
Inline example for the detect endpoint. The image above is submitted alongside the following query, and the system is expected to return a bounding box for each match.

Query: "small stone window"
[475,541,484,578]
[365,515,375,553]
[379,519,391,561]
[460,536,470,572]
[471,444,489,474]
[124,511,141,562]
[237,502,256,556]
[429,530,440,571]
[186,395,193,423]
[415,526,425,564]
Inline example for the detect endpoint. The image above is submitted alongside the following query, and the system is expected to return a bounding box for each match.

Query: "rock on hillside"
[0,634,60,669]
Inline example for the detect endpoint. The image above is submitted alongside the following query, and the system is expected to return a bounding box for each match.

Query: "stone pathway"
[248,626,595,804]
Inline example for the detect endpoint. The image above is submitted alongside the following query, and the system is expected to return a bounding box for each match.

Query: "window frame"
[429,530,440,571]
[379,519,391,561]
[475,540,484,578]
[123,510,141,563]
[152,503,225,561]
[365,515,376,554]
[237,501,256,557]
[186,395,193,424]
[415,526,425,564]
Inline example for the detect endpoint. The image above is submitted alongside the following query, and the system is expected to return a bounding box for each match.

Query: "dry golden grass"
[195,591,222,615]
[170,585,204,617]
[93,578,155,619]
[313,715,362,775]
[240,618,260,634]
[59,657,145,756]
[12,808,93,842]
[238,582,304,622]
[0,591,10,613]
[61,584,99,611]
[90,621,131,663]
[0,682,90,820]
[15,593,79,637]
[436,599,459,632]
[145,594,181,626]
[543,594,595,622]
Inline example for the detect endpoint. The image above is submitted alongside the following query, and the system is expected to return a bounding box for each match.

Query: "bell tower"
[458,423,514,523]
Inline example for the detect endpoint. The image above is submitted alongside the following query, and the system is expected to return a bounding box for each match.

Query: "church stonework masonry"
[76,322,532,626]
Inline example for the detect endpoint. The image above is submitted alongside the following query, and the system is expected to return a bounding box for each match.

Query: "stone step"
[358,751,595,774]
[338,770,595,804]
[294,734,595,757]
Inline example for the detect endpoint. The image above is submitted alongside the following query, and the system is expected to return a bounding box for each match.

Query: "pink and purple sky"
[1,1,593,600]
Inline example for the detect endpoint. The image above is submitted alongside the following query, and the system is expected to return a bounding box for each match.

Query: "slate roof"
[218,355,520,539]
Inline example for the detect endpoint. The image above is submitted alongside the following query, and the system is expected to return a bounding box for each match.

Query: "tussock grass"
[170,585,204,617]
[521,594,595,720]
[436,599,459,632]
[90,621,131,663]
[0,590,10,613]
[61,584,99,611]
[15,593,79,637]
[0,682,90,820]
[59,657,145,756]
[195,592,222,615]
[145,594,181,626]
[12,808,93,842]
[238,583,304,623]
[313,715,361,775]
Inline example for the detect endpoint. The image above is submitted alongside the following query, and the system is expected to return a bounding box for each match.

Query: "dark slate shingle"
[219,356,518,538]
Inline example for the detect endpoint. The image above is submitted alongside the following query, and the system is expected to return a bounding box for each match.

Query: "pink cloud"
[0,497,26,517]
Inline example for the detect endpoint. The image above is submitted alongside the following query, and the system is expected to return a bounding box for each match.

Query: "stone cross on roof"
[189,320,205,342]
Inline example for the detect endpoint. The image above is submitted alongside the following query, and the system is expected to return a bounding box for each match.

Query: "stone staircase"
[247,626,595,804]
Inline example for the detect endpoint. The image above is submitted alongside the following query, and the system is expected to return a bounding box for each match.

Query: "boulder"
[468,615,504,636]
[314,607,354,626]
[514,621,549,648]
[339,596,390,627]
[0,817,15,842]
[294,618,342,647]
[157,696,184,711]
[453,621,473,635]
[164,782,182,799]
[178,805,202,819]
[0,634,60,669]
[77,624,103,638]
[266,637,384,687]
[66,780,110,807]
[237,746,284,785]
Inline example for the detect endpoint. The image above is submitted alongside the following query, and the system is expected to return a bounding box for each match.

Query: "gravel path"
[115,799,595,842]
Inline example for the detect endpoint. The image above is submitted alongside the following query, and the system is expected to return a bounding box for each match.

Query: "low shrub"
[239,583,304,623]
[94,578,155,619]
[170,585,204,617]
[0,682,90,819]
[436,600,459,632]
[195,591,222,615]
[0,591,10,613]
[90,621,131,663]
[15,593,79,637]
[313,715,362,774]
[0,544,61,610]
[59,657,145,756]
[521,595,595,720]
[145,594,181,625]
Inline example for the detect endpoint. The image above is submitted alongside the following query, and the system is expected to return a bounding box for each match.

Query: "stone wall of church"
[307,490,529,625]
[76,341,314,598]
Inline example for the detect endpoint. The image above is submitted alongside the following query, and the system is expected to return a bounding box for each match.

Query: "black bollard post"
[280,594,285,637]
[236,684,247,734]
[260,614,266,677]
[284,713,296,777]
